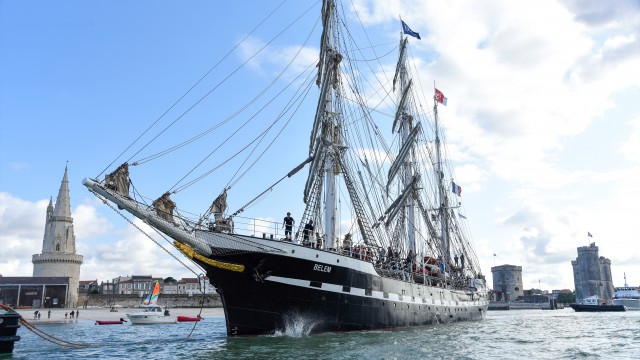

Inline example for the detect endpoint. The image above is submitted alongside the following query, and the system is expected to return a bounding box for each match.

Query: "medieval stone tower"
[571,242,614,301]
[491,264,524,302]
[32,165,83,308]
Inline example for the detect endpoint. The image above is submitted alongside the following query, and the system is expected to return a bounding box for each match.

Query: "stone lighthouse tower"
[32,165,83,308]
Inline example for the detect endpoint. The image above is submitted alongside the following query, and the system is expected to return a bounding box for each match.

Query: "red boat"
[177,315,202,322]
[95,318,126,325]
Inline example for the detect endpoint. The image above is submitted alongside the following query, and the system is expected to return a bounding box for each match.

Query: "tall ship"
[84,0,489,336]
[613,273,640,311]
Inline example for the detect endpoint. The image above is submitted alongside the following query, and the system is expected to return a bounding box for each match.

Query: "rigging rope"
[97,0,293,179]
[0,304,91,348]
[167,6,321,194]
[92,191,203,278]
[133,0,319,174]
[225,73,316,190]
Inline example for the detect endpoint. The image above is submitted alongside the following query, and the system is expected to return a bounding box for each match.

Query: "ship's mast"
[434,89,449,272]
[320,0,339,249]
[397,36,416,254]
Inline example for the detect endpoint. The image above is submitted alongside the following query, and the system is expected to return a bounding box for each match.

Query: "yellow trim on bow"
[174,241,245,273]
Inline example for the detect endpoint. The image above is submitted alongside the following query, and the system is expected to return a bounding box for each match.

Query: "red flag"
[435,88,448,106]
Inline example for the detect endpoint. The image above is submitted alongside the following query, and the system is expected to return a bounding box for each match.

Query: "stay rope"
[97,0,293,179]
[94,192,214,339]
[92,191,202,278]
[0,304,91,348]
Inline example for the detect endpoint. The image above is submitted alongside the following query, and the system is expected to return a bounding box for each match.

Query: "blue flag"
[401,20,421,40]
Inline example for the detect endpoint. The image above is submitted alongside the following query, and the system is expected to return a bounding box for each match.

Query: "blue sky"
[2,0,639,291]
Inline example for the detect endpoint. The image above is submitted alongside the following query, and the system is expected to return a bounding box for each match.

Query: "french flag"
[451,181,462,196]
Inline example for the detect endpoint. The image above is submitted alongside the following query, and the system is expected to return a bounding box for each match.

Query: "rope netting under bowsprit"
[193,230,286,257]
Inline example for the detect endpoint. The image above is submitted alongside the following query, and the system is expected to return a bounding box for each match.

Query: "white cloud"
[0,193,196,282]
[618,117,640,163]
[0,193,47,276]
[237,35,317,81]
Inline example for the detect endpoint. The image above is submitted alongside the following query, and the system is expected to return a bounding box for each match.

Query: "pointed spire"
[53,164,72,220]
[47,196,54,212]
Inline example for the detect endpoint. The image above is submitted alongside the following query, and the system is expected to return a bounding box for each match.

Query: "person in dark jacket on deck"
[283,212,295,241]
[303,220,314,245]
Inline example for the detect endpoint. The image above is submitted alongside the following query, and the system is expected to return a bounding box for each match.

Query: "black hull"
[198,248,488,336]
[570,304,626,312]
[0,312,21,354]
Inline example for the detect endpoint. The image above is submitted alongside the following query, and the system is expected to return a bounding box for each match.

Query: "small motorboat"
[95,318,127,325]
[177,315,203,322]
[126,281,176,325]
[127,305,176,325]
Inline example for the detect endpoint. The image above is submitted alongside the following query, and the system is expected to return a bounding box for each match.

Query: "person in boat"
[315,232,323,249]
[164,308,170,316]
[283,212,295,241]
[303,220,314,245]
[460,254,465,269]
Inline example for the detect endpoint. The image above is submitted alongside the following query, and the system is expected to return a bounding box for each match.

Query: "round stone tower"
[32,165,83,308]
[491,264,524,302]
[571,242,614,301]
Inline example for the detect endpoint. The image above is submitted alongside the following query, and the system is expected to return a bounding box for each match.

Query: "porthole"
[292,250,295,253]
[316,254,319,258]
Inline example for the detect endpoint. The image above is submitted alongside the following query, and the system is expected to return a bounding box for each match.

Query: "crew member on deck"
[283,212,295,241]
[303,220,314,245]
[315,232,323,249]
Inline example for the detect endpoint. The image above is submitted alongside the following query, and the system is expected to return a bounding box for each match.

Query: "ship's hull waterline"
[197,249,488,336]
[84,179,488,336]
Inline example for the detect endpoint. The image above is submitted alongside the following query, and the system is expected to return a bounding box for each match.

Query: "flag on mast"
[451,181,462,196]
[588,232,593,237]
[401,20,421,40]
[435,88,448,106]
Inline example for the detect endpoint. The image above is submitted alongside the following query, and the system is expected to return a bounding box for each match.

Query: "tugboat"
[0,305,21,354]
[570,295,626,312]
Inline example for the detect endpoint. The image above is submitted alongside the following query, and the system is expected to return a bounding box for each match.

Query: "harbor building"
[491,264,524,302]
[31,166,83,308]
[571,242,614,301]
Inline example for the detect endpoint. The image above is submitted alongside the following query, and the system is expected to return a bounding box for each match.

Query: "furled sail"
[104,162,130,197]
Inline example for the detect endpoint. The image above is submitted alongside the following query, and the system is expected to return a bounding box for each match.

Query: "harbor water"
[11,308,640,359]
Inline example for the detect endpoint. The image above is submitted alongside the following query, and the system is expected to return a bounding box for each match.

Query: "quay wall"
[82,293,222,308]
